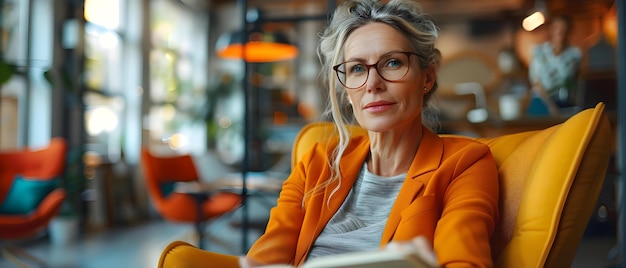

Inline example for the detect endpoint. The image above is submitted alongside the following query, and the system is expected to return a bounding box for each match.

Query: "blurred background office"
[0,0,620,267]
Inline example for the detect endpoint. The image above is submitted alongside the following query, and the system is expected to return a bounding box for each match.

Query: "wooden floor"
[0,206,620,268]
[0,203,268,268]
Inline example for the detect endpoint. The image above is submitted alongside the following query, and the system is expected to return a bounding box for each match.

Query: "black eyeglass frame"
[332,51,419,89]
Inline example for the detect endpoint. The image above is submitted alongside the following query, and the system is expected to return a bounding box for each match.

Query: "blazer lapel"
[380,128,444,245]
[295,135,370,266]
[317,136,371,227]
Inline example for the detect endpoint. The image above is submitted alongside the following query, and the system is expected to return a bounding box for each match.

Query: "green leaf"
[44,69,54,85]
[0,61,15,85]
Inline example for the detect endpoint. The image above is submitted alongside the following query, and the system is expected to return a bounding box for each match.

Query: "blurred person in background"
[527,15,582,116]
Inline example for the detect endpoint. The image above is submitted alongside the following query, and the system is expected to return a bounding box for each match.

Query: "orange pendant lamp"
[216,8,299,63]
[216,30,299,63]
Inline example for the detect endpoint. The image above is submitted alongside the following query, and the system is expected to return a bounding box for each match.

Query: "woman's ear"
[424,66,436,91]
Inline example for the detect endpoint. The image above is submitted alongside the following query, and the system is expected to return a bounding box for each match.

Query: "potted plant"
[49,146,86,245]
[42,63,88,245]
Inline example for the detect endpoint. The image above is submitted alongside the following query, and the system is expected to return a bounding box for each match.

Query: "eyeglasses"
[332,51,418,89]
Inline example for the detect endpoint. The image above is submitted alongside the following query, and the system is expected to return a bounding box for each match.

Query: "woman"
[528,15,582,116]
[244,0,499,267]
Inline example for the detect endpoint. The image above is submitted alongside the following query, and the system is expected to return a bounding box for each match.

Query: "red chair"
[140,148,242,249]
[0,138,67,266]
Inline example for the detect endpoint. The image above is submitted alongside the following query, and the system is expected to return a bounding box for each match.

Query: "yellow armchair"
[159,103,613,268]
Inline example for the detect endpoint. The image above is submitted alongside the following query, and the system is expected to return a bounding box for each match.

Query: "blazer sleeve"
[246,143,320,265]
[434,142,499,268]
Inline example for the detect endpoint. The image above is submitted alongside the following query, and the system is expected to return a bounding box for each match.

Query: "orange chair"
[0,137,68,266]
[141,148,242,249]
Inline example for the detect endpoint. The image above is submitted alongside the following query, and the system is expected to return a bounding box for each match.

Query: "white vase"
[499,94,521,121]
[49,217,79,246]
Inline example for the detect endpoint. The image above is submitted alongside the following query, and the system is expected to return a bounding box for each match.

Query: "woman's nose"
[365,67,384,92]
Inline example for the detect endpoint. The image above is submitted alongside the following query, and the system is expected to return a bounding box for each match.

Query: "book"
[301,249,437,268]
[260,250,437,268]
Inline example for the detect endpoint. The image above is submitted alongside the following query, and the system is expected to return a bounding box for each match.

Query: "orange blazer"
[247,128,499,267]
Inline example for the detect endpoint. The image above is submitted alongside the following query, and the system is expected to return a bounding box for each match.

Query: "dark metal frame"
[236,0,336,254]
[616,1,625,266]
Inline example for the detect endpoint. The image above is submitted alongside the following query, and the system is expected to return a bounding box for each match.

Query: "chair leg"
[2,246,47,268]
[190,193,209,250]
[195,220,207,249]
[192,213,238,253]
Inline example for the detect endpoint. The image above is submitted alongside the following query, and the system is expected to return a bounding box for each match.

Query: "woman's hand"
[239,256,293,268]
[383,236,439,267]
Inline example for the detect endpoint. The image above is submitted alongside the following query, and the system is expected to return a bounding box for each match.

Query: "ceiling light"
[522,11,546,31]
[216,8,299,63]
[522,0,547,32]
[216,30,299,62]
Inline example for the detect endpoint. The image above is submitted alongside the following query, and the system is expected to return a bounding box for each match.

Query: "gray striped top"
[306,162,406,261]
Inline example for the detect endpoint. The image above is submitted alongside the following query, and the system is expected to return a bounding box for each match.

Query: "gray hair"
[306,0,442,205]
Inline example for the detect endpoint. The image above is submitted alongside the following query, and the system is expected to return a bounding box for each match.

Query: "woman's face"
[549,18,568,51]
[342,22,435,132]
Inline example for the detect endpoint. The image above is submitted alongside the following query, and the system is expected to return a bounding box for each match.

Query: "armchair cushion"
[159,241,239,268]
[0,175,59,215]
[160,181,176,198]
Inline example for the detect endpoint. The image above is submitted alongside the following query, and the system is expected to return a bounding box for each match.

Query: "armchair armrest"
[159,241,240,268]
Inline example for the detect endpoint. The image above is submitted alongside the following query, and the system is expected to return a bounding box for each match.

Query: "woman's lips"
[364,101,395,113]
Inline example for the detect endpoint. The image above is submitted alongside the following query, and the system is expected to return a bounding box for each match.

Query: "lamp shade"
[216,30,299,63]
